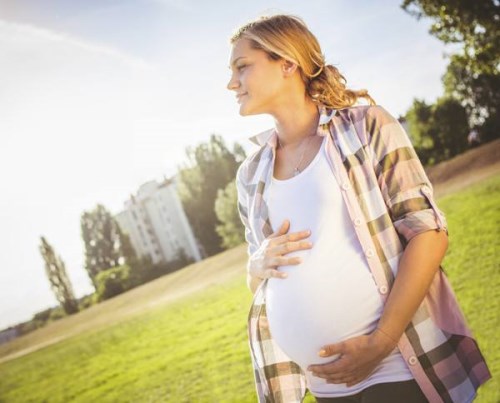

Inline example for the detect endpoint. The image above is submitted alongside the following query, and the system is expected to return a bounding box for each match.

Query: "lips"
[236,92,247,101]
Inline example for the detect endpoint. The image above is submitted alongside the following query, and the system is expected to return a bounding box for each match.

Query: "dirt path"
[426,139,500,198]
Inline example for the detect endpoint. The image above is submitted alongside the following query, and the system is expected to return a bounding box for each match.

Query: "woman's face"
[227,38,287,116]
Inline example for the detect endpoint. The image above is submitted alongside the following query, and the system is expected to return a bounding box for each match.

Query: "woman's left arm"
[308,105,450,386]
[375,227,448,348]
[307,229,448,386]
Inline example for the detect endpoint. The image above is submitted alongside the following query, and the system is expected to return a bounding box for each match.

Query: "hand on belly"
[265,252,383,369]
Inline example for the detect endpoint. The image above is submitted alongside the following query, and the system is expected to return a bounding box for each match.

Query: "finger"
[276,230,312,245]
[345,380,362,387]
[263,268,288,279]
[313,365,354,381]
[325,377,347,384]
[314,371,345,382]
[269,219,290,238]
[270,256,302,266]
[319,342,344,357]
[308,354,345,374]
[274,240,313,255]
[341,368,372,386]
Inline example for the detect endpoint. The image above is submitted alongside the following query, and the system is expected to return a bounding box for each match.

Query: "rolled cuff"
[391,185,448,244]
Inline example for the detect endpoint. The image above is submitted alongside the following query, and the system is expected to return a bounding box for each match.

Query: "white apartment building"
[115,176,203,265]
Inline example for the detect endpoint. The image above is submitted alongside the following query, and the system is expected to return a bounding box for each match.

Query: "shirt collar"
[247,104,337,147]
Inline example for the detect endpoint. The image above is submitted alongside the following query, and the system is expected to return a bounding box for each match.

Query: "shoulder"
[338,104,396,125]
[344,105,402,141]
[332,104,398,132]
[364,105,399,128]
[328,105,398,147]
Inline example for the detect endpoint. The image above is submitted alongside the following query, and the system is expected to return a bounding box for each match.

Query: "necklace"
[277,133,316,176]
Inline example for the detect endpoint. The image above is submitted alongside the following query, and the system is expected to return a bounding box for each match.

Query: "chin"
[239,102,263,117]
[239,108,252,117]
[238,104,252,116]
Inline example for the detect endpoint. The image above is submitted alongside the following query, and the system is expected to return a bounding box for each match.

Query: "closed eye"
[237,64,247,71]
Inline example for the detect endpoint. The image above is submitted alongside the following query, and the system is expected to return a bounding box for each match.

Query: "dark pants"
[314,379,428,403]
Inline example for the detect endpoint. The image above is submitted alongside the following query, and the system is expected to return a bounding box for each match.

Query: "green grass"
[0,277,255,403]
[433,174,499,403]
[0,175,498,402]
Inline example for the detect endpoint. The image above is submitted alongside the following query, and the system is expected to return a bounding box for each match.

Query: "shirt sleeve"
[366,105,449,245]
[235,162,259,257]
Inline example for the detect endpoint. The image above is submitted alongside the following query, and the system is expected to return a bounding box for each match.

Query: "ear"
[281,59,298,77]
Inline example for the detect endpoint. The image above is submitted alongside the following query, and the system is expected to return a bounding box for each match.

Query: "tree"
[432,97,469,158]
[94,265,132,302]
[443,55,500,141]
[176,135,246,257]
[39,236,79,315]
[215,181,245,249]
[401,0,500,140]
[117,226,140,272]
[405,99,434,147]
[81,204,137,289]
[405,97,469,164]
[405,99,436,164]
[401,0,499,75]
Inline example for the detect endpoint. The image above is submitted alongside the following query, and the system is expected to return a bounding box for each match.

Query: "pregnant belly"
[265,251,384,369]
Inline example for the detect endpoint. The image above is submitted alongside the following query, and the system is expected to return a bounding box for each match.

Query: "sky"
[0,0,456,330]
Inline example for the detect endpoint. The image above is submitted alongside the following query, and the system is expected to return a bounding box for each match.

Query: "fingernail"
[319,349,327,357]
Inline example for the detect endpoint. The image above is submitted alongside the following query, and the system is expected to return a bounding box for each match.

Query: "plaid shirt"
[235,105,491,403]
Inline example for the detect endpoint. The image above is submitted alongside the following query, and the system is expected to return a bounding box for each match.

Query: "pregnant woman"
[228,13,491,403]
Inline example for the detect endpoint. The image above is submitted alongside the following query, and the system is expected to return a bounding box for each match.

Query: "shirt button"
[341,182,350,191]
[379,285,388,295]
[408,356,418,366]
[354,218,362,226]
[365,248,374,258]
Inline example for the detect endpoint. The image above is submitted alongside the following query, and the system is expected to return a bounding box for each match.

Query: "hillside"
[426,139,500,198]
[1,174,498,402]
[0,245,248,364]
[1,139,498,364]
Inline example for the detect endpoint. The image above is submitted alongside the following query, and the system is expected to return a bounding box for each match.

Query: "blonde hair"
[229,14,376,109]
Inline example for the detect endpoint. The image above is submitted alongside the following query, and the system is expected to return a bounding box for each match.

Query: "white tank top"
[265,135,414,397]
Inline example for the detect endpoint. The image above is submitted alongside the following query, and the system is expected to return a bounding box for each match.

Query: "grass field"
[0,174,498,402]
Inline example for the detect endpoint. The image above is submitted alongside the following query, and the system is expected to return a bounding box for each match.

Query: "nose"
[226,73,240,91]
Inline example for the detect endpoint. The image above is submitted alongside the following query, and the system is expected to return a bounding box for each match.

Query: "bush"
[49,307,66,322]
[18,320,43,336]
[33,308,52,323]
[77,294,95,310]
[94,265,133,302]
[93,251,194,302]
[131,248,194,285]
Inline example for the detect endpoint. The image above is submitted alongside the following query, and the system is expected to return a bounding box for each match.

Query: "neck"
[272,97,320,149]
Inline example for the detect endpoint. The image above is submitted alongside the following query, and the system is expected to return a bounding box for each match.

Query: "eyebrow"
[228,56,247,70]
